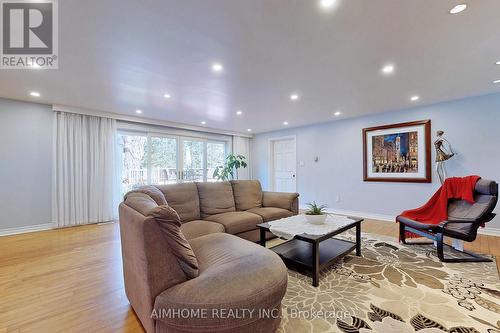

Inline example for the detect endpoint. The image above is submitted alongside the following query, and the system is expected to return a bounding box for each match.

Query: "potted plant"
[305,202,328,225]
[213,154,248,181]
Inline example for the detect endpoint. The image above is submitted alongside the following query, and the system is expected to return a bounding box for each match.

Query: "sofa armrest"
[262,191,299,214]
[119,203,187,333]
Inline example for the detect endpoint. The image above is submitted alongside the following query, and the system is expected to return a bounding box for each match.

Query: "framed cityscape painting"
[363,120,431,183]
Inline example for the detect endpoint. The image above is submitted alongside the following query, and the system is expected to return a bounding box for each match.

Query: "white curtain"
[53,111,117,227]
[233,136,252,180]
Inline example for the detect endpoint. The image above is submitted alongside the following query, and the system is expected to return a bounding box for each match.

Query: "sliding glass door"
[118,131,228,195]
[149,136,178,185]
[118,133,148,195]
[179,139,228,182]
[181,139,204,182]
[207,141,226,181]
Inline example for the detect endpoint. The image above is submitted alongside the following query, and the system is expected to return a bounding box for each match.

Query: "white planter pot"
[305,214,327,225]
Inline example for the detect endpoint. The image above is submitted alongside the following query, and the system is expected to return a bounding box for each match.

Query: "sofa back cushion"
[147,205,199,279]
[156,183,200,222]
[124,185,167,206]
[230,180,263,211]
[196,181,236,218]
[123,192,159,215]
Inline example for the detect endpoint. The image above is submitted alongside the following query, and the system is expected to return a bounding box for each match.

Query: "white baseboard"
[0,222,56,237]
[300,206,500,238]
[97,220,116,226]
[478,227,500,236]
[328,209,396,222]
[300,205,396,222]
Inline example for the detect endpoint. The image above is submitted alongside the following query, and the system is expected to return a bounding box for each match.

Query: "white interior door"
[272,138,296,192]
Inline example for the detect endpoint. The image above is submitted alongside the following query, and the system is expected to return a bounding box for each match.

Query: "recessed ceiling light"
[283,121,289,126]
[135,109,143,114]
[411,95,420,101]
[290,94,299,101]
[236,110,243,115]
[319,0,336,9]
[29,91,40,97]
[334,111,341,116]
[212,63,223,72]
[247,129,252,132]
[164,93,171,99]
[493,79,500,84]
[201,121,207,125]
[449,4,467,14]
[496,61,500,65]
[381,64,395,75]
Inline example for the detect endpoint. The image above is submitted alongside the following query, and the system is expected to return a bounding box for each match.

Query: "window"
[182,140,204,182]
[207,141,226,181]
[117,130,229,195]
[118,133,148,195]
[149,136,178,184]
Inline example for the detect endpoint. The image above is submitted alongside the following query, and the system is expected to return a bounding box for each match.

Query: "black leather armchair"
[397,179,498,262]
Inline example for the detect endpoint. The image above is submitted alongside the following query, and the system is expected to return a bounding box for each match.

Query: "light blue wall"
[252,93,500,231]
[0,98,53,230]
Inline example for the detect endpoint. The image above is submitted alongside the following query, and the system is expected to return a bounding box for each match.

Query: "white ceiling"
[1,0,500,134]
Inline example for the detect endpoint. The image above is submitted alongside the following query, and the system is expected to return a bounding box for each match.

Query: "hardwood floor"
[0,220,498,333]
[0,223,143,333]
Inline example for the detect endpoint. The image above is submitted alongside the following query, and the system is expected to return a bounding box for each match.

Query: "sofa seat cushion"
[196,181,236,218]
[153,233,288,331]
[204,211,263,234]
[230,180,263,211]
[180,220,225,240]
[247,207,293,222]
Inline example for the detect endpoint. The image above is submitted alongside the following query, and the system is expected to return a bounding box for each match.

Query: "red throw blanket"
[397,175,481,238]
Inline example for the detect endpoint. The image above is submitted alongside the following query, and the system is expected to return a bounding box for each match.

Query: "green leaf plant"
[213,154,248,181]
[305,201,327,215]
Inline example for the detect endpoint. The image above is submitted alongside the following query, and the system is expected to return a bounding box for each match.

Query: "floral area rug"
[275,232,500,333]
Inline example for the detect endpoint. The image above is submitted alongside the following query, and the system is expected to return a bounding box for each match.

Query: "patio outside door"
[180,139,205,182]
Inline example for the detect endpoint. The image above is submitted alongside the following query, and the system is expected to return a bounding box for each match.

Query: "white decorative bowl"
[305,214,327,225]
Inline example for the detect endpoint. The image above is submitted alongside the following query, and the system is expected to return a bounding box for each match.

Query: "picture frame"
[363,120,431,183]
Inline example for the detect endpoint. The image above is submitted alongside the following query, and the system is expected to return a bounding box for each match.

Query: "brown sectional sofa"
[119,180,299,333]
[150,180,299,242]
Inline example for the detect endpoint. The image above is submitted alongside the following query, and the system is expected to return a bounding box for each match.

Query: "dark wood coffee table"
[257,216,363,287]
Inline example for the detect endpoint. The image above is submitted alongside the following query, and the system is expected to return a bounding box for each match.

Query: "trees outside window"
[118,132,228,194]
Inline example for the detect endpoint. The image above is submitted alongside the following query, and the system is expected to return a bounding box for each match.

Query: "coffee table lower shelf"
[271,238,356,270]
[258,217,363,287]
